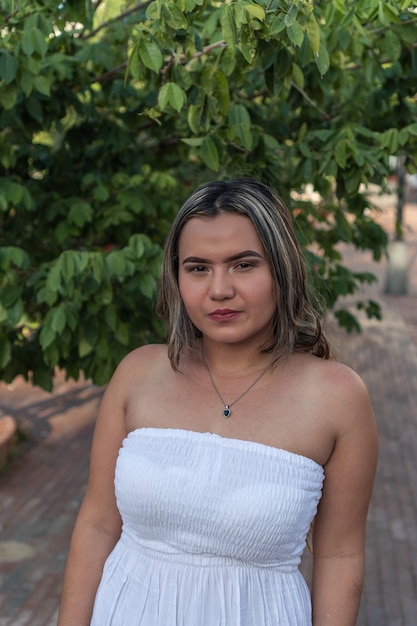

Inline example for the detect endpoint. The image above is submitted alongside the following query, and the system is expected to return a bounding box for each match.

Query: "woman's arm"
[57,355,133,626]
[311,365,378,626]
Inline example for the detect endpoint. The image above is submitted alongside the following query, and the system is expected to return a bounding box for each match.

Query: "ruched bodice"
[91,428,324,625]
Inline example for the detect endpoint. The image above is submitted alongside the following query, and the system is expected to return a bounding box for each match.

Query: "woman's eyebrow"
[181,250,263,265]
[225,250,263,262]
[181,256,210,265]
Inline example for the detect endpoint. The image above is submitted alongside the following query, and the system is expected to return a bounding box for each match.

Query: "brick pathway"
[0,379,102,626]
[0,199,416,625]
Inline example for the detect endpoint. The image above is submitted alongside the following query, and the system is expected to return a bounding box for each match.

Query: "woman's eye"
[190,265,207,272]
[235,262,253,270]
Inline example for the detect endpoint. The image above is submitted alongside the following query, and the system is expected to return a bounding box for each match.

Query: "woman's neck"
[199,339,272,378]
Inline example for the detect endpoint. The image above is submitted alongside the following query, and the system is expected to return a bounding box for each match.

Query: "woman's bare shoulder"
[117,343,168,370]
[296,353,368,396]
[319,357,369,401]
[106,343,170,392]
[292,353,374,427]
[309,356,375,434]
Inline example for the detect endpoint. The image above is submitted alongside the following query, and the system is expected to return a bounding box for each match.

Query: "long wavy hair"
[156,178,330,370]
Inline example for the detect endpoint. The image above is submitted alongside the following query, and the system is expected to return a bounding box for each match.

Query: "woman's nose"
[208,270,235,300]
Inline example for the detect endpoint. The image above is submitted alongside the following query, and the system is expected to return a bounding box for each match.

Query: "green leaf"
[146,2,160,18]
[79,335,94,358]
[20,72,33,97]
[201,135,220,171]
[46,263,62,293]
[114,321,129,346]
[0,303,7,323]
[22,27,48,57]
[93,184,110,202]
[245,3,265,21]
[381,30,402,61]
[407,123,417,137]
[68,201,94,227]
[32,367,53,392]
[335,210,352,241]
[138,38,163,73]
[90,254,105,283]
[126,43,142,81]
[39,313,56,350]
[0,339,11,368]
[398,127,409,146]
[335,139,347,168]
[219,46,236,76]
[0,246,29,269]
[380,128,399,153]
[138,273,156,299]
[0,51,17,85]
[264,134,280,150]
[334,308,361,333]
[285,4,299,26]
[172,64,193,91]
[305,13,320,55]
[228,104,253,150]
[315,42,330,76]
[188,103,203,134]
[128,234,146,259]
[6,299,23,325]
[0,84,17,110]
[158,82,187,112]
[221,5,237,47]
[292,63,304,89]
[106,250,126,276]
[273,47,292,83]
[299,142,312,158]
[287,23,304,47]
[104,306,117,331]
[181,137,204,147]
[333,0,345,12]
[44,343,60,368]
[239,30,256,64]
[50,306,66,333]
[201,68,230,115]
[344,168,362,195]
[381,2,400,23]
[32,75,51,96]
[61,252,76,282]
[1,285,20,307]
[4,181,24,205]
[27,56,42,74]
[37,286,58,306]
[161,2,189,29]
[270,13,286,35]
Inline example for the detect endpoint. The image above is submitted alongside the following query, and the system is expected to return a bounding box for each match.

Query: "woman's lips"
[208,309,241,322]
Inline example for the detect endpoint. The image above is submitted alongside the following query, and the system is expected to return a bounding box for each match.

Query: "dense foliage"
[1,0,416,389]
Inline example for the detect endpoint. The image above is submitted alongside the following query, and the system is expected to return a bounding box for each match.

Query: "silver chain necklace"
[201,350,272,419]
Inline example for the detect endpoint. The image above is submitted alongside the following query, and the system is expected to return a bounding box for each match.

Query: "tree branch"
[0,8,19,26]
[91,40,227,85]
[291,82,331,120]
[91,62,128,83]
[368,16,417,35]
[161,40,227,83]
[81,0,153,41]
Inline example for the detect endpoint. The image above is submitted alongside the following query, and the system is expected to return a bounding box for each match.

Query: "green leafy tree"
[0,0,416,389]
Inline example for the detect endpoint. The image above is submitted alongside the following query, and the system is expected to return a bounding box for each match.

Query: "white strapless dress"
[90,428,324,625]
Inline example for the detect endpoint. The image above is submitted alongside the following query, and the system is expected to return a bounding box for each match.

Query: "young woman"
[58,178,378,625]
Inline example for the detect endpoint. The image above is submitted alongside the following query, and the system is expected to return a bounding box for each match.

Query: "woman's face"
[177,212,276,349]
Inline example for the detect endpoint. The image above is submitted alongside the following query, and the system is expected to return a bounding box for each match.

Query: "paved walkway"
[0,197,416,625]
